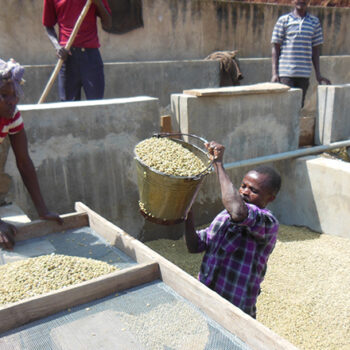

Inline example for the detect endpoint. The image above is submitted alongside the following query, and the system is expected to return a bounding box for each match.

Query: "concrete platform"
[171,86,301,164]
[316,84,350,144]
[270,156,350,239]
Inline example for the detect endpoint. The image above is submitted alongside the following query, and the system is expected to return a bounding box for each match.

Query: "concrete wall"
[1,0,349,65]
[316,84,350,144]
[171,88,301,164]
[239,56,350,117]
[21,60,220,114]
[270,156,350,239]
[2,88,303,241]
[20,55,350,118]
[3,93,350,240]
[4,97,160,237]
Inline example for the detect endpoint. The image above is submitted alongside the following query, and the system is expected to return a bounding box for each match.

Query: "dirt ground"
[146,224,350,350]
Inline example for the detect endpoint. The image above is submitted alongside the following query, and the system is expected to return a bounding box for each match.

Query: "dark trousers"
[58,47,105,101]
[279,77,309,108]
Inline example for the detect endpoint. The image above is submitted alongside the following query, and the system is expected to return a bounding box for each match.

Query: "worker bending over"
[0,59,62,250]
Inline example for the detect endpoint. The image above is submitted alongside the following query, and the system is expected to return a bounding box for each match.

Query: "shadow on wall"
[270,158,322,234]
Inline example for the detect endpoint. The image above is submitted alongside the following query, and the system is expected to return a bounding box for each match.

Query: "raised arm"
[206,141,247,222]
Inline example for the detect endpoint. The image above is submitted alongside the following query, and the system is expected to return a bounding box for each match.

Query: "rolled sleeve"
[238,203,279,242]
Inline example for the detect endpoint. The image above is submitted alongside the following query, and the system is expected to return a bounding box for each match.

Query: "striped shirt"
[195,204,279,317]
[271,12,324,78]
[0,108,24,144]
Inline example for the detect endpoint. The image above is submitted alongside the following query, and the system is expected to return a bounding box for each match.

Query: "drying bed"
[0,203,298,350]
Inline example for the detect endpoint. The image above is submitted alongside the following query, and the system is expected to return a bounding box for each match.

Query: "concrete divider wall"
[171,89,301,164]
[21,55,350,117]
[22,60,220,113]
[316,84,350,144]
[1,0,349,65]
[3,94,350,239]
[5,97,160,237]
[239,56,350,116]
[269,156,350,239]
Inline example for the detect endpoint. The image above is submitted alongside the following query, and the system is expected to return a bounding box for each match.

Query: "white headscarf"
[0,58,25,97]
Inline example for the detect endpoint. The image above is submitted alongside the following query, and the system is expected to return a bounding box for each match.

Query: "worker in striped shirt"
[185,141,281,318]
[0,59,62,250]
[271,0,331,107]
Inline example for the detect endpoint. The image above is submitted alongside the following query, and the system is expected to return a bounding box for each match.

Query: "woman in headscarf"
[0,58,62,250]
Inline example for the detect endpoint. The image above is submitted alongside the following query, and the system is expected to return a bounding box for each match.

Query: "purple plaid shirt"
[196,203,279,317]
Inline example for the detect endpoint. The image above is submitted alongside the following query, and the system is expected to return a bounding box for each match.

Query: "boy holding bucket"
[185,141,281,319]
[0,59,62,250]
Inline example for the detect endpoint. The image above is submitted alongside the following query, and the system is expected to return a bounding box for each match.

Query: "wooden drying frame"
[0,203,298,350]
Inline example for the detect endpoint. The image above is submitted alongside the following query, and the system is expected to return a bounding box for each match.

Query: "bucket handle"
[153,132,214,180]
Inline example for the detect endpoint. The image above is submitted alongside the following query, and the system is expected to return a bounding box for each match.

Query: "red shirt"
[42,0,111,48]
[0,108,24,144]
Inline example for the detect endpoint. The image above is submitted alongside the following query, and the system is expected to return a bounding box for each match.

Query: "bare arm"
[185,141,248,252]
[312,45,331,85]
[206,141,247,222]
[9,130,62,223]
[45,26,70,60]
[93,0,112,31]
[184,210,201,253]
[271,43,281,83]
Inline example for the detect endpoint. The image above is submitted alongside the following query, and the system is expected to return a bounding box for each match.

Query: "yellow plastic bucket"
[134,134,212,225]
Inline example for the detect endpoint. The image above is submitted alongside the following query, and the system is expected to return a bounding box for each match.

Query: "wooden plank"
[183,82,290,97]
[75,202,299,350]
[15,212,89,242]
[0,262,160,334]
[160,115,172,133]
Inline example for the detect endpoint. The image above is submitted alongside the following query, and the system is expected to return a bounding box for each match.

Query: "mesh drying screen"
[0,226,136,269]
[0,281,252,350]
[1,227,252,349]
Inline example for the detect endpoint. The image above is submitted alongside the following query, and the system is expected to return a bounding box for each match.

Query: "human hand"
[39,212,63,225]
[56,47,71,61]
[205,141,225,163]
[271,74,280,83]
[0,220,17,250]
[317,76,331,85]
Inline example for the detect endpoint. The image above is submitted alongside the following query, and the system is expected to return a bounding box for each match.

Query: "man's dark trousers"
[58,47,105,101]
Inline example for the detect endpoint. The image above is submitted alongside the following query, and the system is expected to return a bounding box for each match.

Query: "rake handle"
[38,0,93,104]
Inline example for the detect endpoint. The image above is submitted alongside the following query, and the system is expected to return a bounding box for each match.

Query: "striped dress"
[271,12,324,78]
[0,108,24,144]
